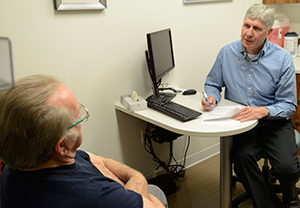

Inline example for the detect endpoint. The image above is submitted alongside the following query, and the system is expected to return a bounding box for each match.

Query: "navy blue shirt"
[1,150,143,208]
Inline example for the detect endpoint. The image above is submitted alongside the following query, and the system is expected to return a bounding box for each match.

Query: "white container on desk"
[284,32,298,57]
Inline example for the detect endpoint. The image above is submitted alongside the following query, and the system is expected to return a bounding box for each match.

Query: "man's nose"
[246,28,254,37]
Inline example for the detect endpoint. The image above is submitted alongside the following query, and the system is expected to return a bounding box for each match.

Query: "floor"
[165,154,298,208]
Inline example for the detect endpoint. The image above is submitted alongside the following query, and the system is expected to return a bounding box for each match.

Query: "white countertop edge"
[294,57,300,74]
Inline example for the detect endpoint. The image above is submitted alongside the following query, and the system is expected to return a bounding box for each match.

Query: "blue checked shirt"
[205,39,297,119]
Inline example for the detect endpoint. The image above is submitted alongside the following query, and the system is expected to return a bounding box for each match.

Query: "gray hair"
[0,75,79,169]
[244,4,275,31]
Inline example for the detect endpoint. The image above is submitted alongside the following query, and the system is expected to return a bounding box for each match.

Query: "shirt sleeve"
[75,150,144,208]
[81,174,143,208]
[204,49,225,104]
[267,53,297,119]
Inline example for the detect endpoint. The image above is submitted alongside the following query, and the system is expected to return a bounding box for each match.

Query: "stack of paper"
[202,106,241,123]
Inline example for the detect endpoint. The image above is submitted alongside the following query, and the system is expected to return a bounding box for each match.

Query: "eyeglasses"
[238,48,263,64]
[68,103,90,129]
[238,56,262,64]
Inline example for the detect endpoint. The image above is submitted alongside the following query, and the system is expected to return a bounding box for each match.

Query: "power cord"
[159,87,182,93]
[143,123,189,181]
[158,83,182,93]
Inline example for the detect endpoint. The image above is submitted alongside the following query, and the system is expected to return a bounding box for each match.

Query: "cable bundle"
[143,123,190,181]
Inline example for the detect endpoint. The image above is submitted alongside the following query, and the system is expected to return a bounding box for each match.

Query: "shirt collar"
[239,39,268,60]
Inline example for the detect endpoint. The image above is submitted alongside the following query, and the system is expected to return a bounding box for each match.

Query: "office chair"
[0,36,14,208]
[232,129,300,208]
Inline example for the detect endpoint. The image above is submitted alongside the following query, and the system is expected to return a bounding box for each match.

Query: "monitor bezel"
[146,28,175,82]
[0,37,14,91]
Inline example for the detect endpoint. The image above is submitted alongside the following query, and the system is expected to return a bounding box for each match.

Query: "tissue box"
[120,95,147,112]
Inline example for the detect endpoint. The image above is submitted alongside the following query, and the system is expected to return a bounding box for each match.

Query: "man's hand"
[201,96,216,111]
[232,106,269,122]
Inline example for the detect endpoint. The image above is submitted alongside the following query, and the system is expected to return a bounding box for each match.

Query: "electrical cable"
[182,136,190,168]
[143,123,190,181]
[158,83,182,93]
[143,124,169,171]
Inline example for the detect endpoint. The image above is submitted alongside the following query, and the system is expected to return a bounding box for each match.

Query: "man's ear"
[54,138,70,156]
[267,28,273,36]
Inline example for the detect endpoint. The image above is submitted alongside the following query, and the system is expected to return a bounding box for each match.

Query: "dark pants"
[232,119,300,208]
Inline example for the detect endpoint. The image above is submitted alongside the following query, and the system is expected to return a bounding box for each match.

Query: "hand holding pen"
[202,92,216,111]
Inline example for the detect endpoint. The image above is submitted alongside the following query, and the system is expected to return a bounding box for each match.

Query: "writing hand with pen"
[201,92,216,111]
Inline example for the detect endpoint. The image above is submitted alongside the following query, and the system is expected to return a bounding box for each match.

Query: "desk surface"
[294,57,300,74]
[115,93,258,137]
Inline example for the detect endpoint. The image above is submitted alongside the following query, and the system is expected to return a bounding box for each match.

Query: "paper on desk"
[202,106,241,123]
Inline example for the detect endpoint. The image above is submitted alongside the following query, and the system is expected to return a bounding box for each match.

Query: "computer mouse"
[182,89,197,95]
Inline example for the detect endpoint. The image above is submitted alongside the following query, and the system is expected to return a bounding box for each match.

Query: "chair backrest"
[295,130,300,149]
[0,160,3,179]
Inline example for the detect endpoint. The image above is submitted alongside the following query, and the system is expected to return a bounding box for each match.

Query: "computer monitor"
[145,28,175,100]
[0,37,14,91]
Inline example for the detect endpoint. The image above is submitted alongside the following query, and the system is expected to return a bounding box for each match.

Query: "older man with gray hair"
[202,4,300,208]
[0,75,167,208]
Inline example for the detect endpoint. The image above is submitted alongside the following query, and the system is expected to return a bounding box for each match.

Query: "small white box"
[121,95,147,112]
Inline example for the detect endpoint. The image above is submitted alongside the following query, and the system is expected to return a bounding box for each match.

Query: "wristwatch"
[266,108,270,117]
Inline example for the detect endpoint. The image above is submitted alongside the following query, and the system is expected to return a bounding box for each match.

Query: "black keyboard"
[146,96,202,122]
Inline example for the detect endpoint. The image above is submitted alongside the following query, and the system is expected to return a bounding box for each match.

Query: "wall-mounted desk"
[293,57,300,154]
[294,57,300,74]
[115,93,258,208]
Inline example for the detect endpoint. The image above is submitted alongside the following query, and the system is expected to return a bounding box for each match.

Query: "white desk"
[293,57,300,74]
[115,93,258,208]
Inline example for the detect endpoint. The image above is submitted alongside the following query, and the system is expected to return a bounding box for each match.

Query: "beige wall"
[278,4,300,33]
[0,0,281,176]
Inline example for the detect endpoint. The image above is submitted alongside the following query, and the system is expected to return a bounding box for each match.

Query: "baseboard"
[180,142,220,169]
[146,143,220,180]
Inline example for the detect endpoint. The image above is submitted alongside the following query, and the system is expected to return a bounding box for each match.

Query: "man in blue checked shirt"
[202,4,300,208]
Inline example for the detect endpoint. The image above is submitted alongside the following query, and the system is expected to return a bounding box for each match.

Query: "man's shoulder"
[217,40,240,53]
[217,40,240,57]
[76,150,89,159]
[265,40,290,55]
[264,40,294,62]
[227,40,240,46]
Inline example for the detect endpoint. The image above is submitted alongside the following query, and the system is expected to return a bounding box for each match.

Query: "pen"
[202,92,212,108]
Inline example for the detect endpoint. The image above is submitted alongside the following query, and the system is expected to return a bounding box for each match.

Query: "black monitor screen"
[146,28,175,81]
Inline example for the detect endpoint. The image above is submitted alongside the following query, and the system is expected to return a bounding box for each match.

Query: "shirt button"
[249,74,251,77]
[250,100,252,103]
[248,88,251,90]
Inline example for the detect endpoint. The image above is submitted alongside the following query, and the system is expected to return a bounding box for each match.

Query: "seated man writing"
[0,74,166,208]
[202,4,300,208]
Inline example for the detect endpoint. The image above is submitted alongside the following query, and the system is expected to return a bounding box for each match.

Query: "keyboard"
[146,96,202,122]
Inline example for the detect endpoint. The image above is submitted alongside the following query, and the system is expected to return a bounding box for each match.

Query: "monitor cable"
[158,83,182,93]
[142,123,189,181]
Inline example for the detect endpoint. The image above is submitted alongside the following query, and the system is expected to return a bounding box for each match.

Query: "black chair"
[232,130,300,208]
[0,160,4,208]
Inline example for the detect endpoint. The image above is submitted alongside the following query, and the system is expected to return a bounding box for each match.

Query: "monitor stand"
[160,92,176,101]
[147,92,176,102]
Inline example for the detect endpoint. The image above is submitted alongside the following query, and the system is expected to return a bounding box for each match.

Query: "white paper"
[202,106,241,122]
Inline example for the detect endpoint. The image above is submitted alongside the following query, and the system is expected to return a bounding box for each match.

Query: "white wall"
[0,0,263,175]
[278,4,300,33]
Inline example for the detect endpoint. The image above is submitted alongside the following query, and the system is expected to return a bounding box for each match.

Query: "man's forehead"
[244,18,267,28]
[48,84,78,109]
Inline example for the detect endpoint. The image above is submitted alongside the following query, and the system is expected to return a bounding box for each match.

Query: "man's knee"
[232,151,258,175]
[273,161,300,181]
